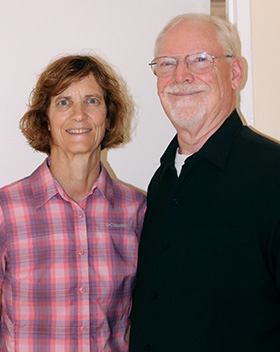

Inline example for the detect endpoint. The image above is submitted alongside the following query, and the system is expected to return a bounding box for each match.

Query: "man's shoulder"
[232,126,280,188]
[241,126,280,149]
[239,126,280,160]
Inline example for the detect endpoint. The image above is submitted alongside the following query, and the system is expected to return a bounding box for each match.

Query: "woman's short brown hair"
[20,55,135,155]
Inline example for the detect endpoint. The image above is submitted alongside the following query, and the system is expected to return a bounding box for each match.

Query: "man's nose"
[173,60,195,83]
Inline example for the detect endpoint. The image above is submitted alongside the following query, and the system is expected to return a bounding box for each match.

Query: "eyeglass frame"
[149,52,233,76]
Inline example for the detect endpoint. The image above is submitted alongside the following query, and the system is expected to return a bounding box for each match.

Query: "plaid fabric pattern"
[0,158,146,352]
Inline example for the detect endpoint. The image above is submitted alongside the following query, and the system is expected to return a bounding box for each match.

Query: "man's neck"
[176,109,233,154]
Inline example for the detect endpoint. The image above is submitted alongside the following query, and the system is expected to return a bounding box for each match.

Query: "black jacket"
[130,110,280,352]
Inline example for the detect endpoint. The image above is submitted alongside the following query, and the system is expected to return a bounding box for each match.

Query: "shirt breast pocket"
[89,219,139,296]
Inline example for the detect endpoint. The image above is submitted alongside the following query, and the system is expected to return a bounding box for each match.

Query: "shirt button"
[78,249,85,257]
[162,243,169,251]
[80,325,87,333]
[79,286,86,294]
[144,344,151,351]
[151,291,158,300]
[77,211,84,219]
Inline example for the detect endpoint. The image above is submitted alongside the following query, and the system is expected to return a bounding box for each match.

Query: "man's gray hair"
[154,13,241,57]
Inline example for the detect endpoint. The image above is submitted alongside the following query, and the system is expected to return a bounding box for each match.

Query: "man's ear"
[231,56,244,90]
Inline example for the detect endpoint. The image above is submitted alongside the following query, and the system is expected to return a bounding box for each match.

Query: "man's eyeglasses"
[149,52,233,76]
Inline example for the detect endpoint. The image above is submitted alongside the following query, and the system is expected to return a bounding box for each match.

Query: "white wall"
[226,0,254,126]
[0,0,210,191]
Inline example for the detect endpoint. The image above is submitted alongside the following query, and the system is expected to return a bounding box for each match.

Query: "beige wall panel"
[250,0,280,141]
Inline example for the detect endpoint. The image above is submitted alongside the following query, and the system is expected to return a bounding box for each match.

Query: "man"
[129,13,280,352]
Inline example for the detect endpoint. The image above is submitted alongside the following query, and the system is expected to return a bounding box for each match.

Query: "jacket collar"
[160,110,244,170]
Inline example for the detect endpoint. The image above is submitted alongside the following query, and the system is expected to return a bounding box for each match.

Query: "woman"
[0,55,146,351]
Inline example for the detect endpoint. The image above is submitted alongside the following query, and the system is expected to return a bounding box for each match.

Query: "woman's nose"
[72,102,86,120]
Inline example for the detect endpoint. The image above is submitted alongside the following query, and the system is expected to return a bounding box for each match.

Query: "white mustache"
[164,83,207,94]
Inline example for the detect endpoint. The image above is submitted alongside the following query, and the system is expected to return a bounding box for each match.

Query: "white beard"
[164,84,209,128]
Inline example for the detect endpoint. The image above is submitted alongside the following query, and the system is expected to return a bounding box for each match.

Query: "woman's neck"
[50,151,101,204]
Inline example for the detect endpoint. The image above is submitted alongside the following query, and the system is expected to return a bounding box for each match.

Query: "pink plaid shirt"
[0,158,146,352]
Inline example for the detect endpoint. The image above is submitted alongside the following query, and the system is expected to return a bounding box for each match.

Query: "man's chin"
[169,112,206,129]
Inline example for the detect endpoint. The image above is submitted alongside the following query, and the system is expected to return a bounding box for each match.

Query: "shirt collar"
[198,110,243,169]
[92,163,115,207]
[31,158,115,208]
[30,157,59,208]
[161,110,244,170]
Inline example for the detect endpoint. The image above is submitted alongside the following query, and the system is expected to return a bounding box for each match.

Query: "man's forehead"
[157,20,222,56]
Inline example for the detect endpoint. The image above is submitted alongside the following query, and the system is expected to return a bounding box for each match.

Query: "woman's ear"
[231,56,244,90]
[47,117,51,131]
[105,118,110,130]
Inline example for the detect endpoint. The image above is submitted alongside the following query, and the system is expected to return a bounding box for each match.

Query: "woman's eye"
[58,99,69,106]
[87,97,99,104]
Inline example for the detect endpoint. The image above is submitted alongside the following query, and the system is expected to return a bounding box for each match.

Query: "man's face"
[155,20,243,132]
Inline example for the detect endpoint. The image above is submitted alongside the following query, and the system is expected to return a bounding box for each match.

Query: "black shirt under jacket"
[129,110,280,352]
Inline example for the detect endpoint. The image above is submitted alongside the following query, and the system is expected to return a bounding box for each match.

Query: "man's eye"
[160,60,176,67]
[196,57,207,62]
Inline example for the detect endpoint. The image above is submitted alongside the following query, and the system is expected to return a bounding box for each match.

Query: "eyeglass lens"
[152,53,214,75]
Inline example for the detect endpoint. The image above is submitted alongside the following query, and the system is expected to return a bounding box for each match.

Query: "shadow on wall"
[101,150,146,195]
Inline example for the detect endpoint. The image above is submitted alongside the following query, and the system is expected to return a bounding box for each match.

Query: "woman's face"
[47,74,107,158]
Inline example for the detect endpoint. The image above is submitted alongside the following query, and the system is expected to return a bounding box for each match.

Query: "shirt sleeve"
[273,220,280,290]
[0,205,7,289]
[136,194,146,239]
